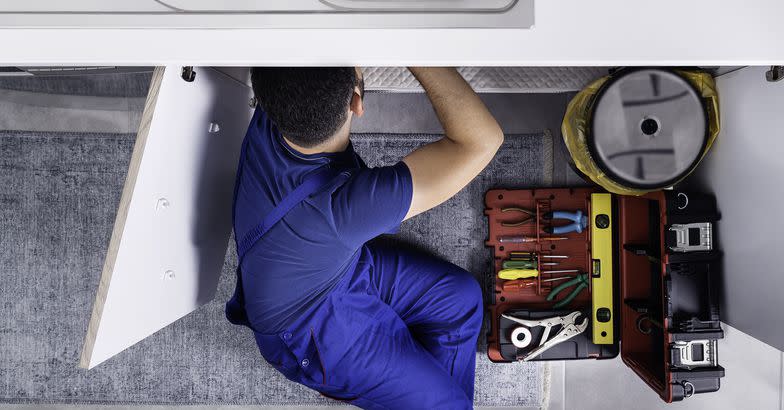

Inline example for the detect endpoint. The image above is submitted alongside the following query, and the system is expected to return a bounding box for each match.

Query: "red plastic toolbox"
[485,188,725,402]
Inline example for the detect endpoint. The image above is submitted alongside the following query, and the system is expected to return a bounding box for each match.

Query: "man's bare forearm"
[408,67,503,151]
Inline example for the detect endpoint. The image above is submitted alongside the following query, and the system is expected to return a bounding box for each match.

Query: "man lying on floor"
[226,67,503,409]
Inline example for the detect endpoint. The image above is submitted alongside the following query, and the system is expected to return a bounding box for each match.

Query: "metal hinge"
[181,66,196,82]
[766,66,784,82]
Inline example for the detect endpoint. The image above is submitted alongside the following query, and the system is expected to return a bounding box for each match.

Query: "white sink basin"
[0,0,533,28]
[161,0,517,12]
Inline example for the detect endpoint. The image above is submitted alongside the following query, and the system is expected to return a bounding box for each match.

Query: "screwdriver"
[499,236,568,243]
[498,269,538,280]
[502,260,559,269]
[510,252,569,259]
[498,269,580,280]
[502,276,573,292]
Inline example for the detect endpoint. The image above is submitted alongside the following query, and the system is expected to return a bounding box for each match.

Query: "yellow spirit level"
[590,193,614,344]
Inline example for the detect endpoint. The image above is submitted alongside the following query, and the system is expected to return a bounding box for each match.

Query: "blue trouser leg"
[365,242,484,400]
[252,244,484,409]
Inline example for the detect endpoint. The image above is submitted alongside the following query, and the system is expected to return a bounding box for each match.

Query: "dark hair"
[251,67,360,148]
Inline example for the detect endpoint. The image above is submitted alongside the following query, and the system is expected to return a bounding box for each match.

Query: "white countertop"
[1,0,783,66]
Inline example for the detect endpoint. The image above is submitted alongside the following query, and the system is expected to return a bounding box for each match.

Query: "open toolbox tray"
[484,188,726,402]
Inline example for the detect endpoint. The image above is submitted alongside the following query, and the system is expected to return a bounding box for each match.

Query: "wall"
[557,324,782,410]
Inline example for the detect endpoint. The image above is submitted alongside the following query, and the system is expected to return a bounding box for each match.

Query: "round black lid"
[590,69,708,189]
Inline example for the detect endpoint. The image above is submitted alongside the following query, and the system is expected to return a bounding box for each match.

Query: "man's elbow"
[491,128,505,151]
[450,126,504,157]
[464,129,503,159]
[482,127,504,155]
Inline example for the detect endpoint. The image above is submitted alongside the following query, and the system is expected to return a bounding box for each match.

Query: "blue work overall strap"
[226,165,348,329]
[236,166,346,261]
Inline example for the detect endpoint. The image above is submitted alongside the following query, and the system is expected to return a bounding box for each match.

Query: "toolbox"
[485,188,725,402]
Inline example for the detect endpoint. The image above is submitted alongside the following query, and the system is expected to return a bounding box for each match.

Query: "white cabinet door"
[79,67,253,369]
[689,66,784,351]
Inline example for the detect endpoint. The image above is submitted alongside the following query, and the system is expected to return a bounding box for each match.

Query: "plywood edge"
[79,67,166,369]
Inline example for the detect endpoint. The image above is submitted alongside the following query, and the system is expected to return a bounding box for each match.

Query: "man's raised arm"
[402,67,504,220]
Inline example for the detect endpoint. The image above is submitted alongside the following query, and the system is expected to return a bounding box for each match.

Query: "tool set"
[485,188,725,402]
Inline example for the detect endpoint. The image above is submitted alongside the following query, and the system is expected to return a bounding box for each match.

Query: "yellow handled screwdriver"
[498,268,580,280]
[498,269,539,280]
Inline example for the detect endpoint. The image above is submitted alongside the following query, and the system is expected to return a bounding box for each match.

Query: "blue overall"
[226,108,483,409]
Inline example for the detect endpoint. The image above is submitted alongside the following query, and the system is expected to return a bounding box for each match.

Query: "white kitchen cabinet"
[1,1,782,404]
[74,65,784,376]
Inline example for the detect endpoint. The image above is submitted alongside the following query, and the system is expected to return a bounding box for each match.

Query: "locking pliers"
[501,311,589,361]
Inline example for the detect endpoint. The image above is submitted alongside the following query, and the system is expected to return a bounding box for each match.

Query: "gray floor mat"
[0,129,549,407]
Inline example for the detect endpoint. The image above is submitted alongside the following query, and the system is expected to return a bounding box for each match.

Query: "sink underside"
[0,0,534,28]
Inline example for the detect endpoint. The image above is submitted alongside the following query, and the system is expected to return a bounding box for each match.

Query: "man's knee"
[448,269,484,325]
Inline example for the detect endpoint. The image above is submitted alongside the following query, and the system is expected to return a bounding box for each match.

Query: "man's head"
[251,67,364,149]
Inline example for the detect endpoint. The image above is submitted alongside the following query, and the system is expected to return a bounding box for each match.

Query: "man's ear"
[350,89,364,118]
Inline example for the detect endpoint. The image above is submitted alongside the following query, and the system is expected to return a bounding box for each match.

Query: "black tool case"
[485,188,725,402]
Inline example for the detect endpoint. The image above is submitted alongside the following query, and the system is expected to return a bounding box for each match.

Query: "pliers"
[546,273,589,308]
[543,210,588,234]
[501,311,589,361]
[500,207,536,227]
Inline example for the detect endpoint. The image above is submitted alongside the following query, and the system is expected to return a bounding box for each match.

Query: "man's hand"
[402,67,504,220]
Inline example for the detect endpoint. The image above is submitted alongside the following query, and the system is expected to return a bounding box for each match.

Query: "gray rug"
[0,130,550,406]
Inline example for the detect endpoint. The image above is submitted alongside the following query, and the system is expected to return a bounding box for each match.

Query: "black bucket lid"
[589,68,709,189]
